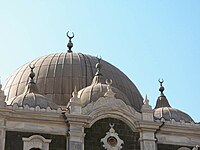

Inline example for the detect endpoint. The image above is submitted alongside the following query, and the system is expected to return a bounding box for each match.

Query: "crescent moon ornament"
[29,64,35,69]
[158,78,164,84]
[109,123,114,128]
[66,31,74,39]
[106,79,113,86]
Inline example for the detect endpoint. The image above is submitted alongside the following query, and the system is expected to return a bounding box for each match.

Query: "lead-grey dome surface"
[78,75,130,107]
[154,89,194,123]
[154,107,194,123]
[11,93,58,109]
[3,52,143,111]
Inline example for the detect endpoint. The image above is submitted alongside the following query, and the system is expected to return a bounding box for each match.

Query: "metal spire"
[66,31,74,53]
[158,79,165,96]
[154,79,171,108]
[95,56,102,76]
[91,56,104,85]
[25,64,38,93]
[29,64,35,84]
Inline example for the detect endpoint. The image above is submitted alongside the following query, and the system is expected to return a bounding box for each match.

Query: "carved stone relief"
[101,123,124,150]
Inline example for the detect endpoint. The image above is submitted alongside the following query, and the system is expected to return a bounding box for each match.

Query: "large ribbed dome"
[3,52,143,111]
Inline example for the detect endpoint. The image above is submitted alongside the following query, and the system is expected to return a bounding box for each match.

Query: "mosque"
[0,32,199,150]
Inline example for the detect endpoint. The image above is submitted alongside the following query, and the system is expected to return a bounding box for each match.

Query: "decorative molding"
[82,96,141,131]
[82,96,141,119]
[22,135,51,150]
[155,118,200,127]
[1,104,62,113]
[157,133,200,147]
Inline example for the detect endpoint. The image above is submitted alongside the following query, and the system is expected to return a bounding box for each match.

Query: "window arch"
[30,148,41,150]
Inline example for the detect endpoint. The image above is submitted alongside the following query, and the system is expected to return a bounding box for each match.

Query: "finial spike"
[25,64,38,93]
[29,64,35,83]
[145,94,148,100]
[95,56,102,76]
[66,31,74,53]
[72,86,78,98]
[154,79,171,108]
[158,78,165,95]
[144,94,149,105]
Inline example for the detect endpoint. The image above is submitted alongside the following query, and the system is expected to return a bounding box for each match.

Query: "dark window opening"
[30,148,41,150]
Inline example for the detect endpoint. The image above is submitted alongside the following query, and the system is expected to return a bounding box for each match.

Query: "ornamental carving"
[101,123,124,150]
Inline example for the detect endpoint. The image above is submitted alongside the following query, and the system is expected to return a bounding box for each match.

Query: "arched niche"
[84,118,140,150]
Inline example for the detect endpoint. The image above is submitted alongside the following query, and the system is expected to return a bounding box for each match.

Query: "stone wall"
[85,118,140,150]
[5,131,66,150]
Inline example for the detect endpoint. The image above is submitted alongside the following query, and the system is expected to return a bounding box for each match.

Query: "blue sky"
[0,0,200,121]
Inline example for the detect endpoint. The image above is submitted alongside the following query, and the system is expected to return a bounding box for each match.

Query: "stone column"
[0,84,6,150]
[67,87,85,150]
[139,129,156,150]
[0,129,6,150]
[0,119,6,150]
[69,125,85,150]
[139,95,156,150]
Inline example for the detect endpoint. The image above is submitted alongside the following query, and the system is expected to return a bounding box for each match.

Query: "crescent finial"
[66,31,74,52]
[109,123,114,128]
[29,64,35,70]
[66,31,74,40]
[106,79,113,86]
[28,64,36,82]
[158,78,164,85]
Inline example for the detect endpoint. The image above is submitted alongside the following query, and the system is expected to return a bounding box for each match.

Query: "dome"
[78,67,130,107]
[154,107,194,123]
[154,80,193,123]
[3,52,143,112]
[11,93,58,109]
[10,67,58,110]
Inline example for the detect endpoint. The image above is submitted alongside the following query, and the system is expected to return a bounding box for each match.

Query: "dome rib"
[53,52,63,100]
[61,52,67,95]
[44,53,57,94]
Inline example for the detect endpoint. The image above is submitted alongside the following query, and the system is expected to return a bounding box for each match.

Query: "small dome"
[154,107,193,123]
[10,66,58,110]
[11,93,58,109]
[78,76,130,107]
[154,80,193,123]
